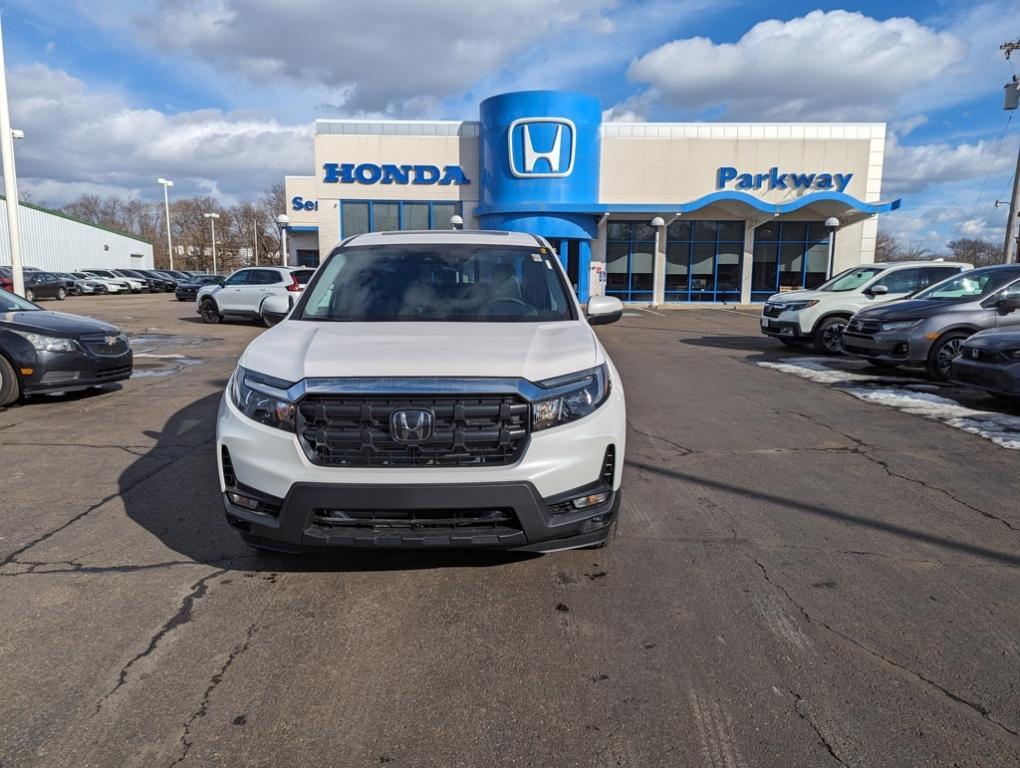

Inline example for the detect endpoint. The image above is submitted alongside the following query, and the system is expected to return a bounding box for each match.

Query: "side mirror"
[261,294,291,326]
[998,297,1020,316]
[866,284,889,296]
[586,295,624,326]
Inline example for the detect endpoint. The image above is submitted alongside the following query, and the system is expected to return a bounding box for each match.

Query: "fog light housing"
[572,491,610,509]
[227,491,260,511]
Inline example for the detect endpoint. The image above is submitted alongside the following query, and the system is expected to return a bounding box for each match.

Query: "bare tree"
[874,230,901,262]
[946,238,1003,268]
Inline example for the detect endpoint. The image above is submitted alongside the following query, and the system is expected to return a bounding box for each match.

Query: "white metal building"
[0,198,153,273]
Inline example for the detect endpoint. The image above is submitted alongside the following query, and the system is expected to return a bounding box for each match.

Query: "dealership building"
[283,90,899,304]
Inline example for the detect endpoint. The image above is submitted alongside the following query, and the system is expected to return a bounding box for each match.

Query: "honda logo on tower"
[507,117,576,178]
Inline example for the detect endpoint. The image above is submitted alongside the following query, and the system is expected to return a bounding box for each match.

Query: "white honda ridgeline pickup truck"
[217,230,627,553]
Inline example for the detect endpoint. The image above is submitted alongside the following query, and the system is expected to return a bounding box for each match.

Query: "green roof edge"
[0,194,154,246]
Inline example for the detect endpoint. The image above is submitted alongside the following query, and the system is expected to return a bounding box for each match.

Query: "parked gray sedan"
[842,265,1020,380]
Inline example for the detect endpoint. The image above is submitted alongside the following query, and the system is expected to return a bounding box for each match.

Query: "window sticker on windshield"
[545,260,553,270]
[531,253,542,262]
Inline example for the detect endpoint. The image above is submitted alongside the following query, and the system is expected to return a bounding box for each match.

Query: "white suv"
[760,260,972,354]
[197,266,315,325]
[216,230,627,553]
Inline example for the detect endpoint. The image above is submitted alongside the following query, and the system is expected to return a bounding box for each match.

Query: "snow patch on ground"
[758,357,1020,451]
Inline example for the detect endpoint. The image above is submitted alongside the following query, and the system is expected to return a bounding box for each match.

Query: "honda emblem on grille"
[971,348,980,359]
[104,336,117,346]
[390,408,433,443]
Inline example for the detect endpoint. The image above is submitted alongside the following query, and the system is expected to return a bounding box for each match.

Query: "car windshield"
[0,288,39,311]
[816,266,886,292]
[297,244,575,323]
[913,268,1020,301]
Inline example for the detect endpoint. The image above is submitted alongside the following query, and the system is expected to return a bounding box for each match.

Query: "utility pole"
[0,16,25,297]
[1002,38,1020,262]
[158,178,174,270]
[252,217,258,266]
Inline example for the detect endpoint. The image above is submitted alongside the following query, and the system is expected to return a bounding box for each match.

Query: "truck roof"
[340,229,543,248]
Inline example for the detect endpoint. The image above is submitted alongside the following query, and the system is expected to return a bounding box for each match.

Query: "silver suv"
[842,264,1020,379]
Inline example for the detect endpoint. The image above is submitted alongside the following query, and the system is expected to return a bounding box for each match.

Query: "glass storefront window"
[751,221,830,301]
[342,202,369,237]
[605,223,655,302]
[663,220,744,302]
[340,201,463,237]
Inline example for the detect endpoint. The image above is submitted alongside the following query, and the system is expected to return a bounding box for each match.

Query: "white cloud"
[127,0,617,115]
[883,130,1019,196]
[624,10,966,120]
[8,64,311,206]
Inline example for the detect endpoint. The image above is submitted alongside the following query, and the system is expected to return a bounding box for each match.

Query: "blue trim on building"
[476,191,901,217]
[288,225,319,232]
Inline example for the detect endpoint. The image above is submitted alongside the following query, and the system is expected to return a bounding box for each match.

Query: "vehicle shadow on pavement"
[626,459,1020,567]
[680,335,781,354]
[121,390,540,573]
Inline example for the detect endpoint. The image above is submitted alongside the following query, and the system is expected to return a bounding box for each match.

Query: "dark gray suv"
[842,265,1020,380]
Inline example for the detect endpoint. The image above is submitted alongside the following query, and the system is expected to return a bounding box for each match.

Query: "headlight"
[1006,350,1020,360]
[532,364,610,432]
[229,366,296,432]
[781,300,819,312]
[12,331,78,353]
[880,319,922,331]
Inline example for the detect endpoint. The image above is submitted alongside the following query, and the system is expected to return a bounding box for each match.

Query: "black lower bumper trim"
[224,480,620,552]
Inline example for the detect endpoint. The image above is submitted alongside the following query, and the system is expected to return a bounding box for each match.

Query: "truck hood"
[853,298,957,321]
[241,320,601,382]
[766,289,828,304]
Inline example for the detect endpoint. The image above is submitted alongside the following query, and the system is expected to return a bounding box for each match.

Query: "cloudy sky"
[3,0,1017,249]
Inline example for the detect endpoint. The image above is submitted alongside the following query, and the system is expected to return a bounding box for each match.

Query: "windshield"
[0,288,39,311]
[913,268,1020,301]
[293,269,315,285]
[817,266,886,292]
[297,244,575,323]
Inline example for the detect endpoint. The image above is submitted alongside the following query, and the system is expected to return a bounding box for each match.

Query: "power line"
[968,112,1014,221]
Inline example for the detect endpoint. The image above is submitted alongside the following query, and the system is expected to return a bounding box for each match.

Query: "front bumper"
[21,349,133,395]
[760,316,810,341]
[223,480,620,552]
[216,375,627,551]
[842,330,927,364]
[950,357,1020,397]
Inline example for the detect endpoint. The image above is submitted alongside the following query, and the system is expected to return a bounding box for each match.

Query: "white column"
[652,218,666,306]
[740,219,757,305]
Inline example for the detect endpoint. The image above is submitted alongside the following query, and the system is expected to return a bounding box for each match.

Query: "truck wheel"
[812,316,848,355]
[200,299,222,324]
[927,331,969,381]
[0,355,20,407]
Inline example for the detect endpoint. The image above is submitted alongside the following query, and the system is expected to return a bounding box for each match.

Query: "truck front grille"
[297,394,530,467]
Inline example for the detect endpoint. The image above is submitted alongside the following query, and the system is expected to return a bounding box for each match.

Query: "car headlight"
[12,331,79,353]
[1006,350,1020,360]
[780,300,819,312]
[229,366,296,432]
[880,319,922,331]
[532,364,610,432]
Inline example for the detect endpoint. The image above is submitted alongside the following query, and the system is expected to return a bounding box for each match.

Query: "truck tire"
[812,316,848,355]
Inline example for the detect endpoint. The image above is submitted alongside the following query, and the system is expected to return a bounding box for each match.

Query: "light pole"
[0,16,25,297]
[252,217,259,266]
[276,214,289,266]
[203,212,220,274]
[824,217,840,278]
[157,178,174,270]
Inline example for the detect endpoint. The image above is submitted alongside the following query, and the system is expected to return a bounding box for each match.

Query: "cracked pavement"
[1,296,1018,767]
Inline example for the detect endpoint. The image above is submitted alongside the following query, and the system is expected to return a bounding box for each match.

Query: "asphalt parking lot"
[2,294,1019,767]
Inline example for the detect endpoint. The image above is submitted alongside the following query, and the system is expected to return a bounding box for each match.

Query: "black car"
[133,269,178,292]
[0,288,132,406]
[23,272,69,302]
[175,274,223,301]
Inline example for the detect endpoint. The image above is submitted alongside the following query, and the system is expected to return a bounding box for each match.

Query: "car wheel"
[812,316,848,355]
[200,299,223,324]
[56,287,67,301]
[927,331,969,381]
[0,355,20,407]
[24,289,34,302]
